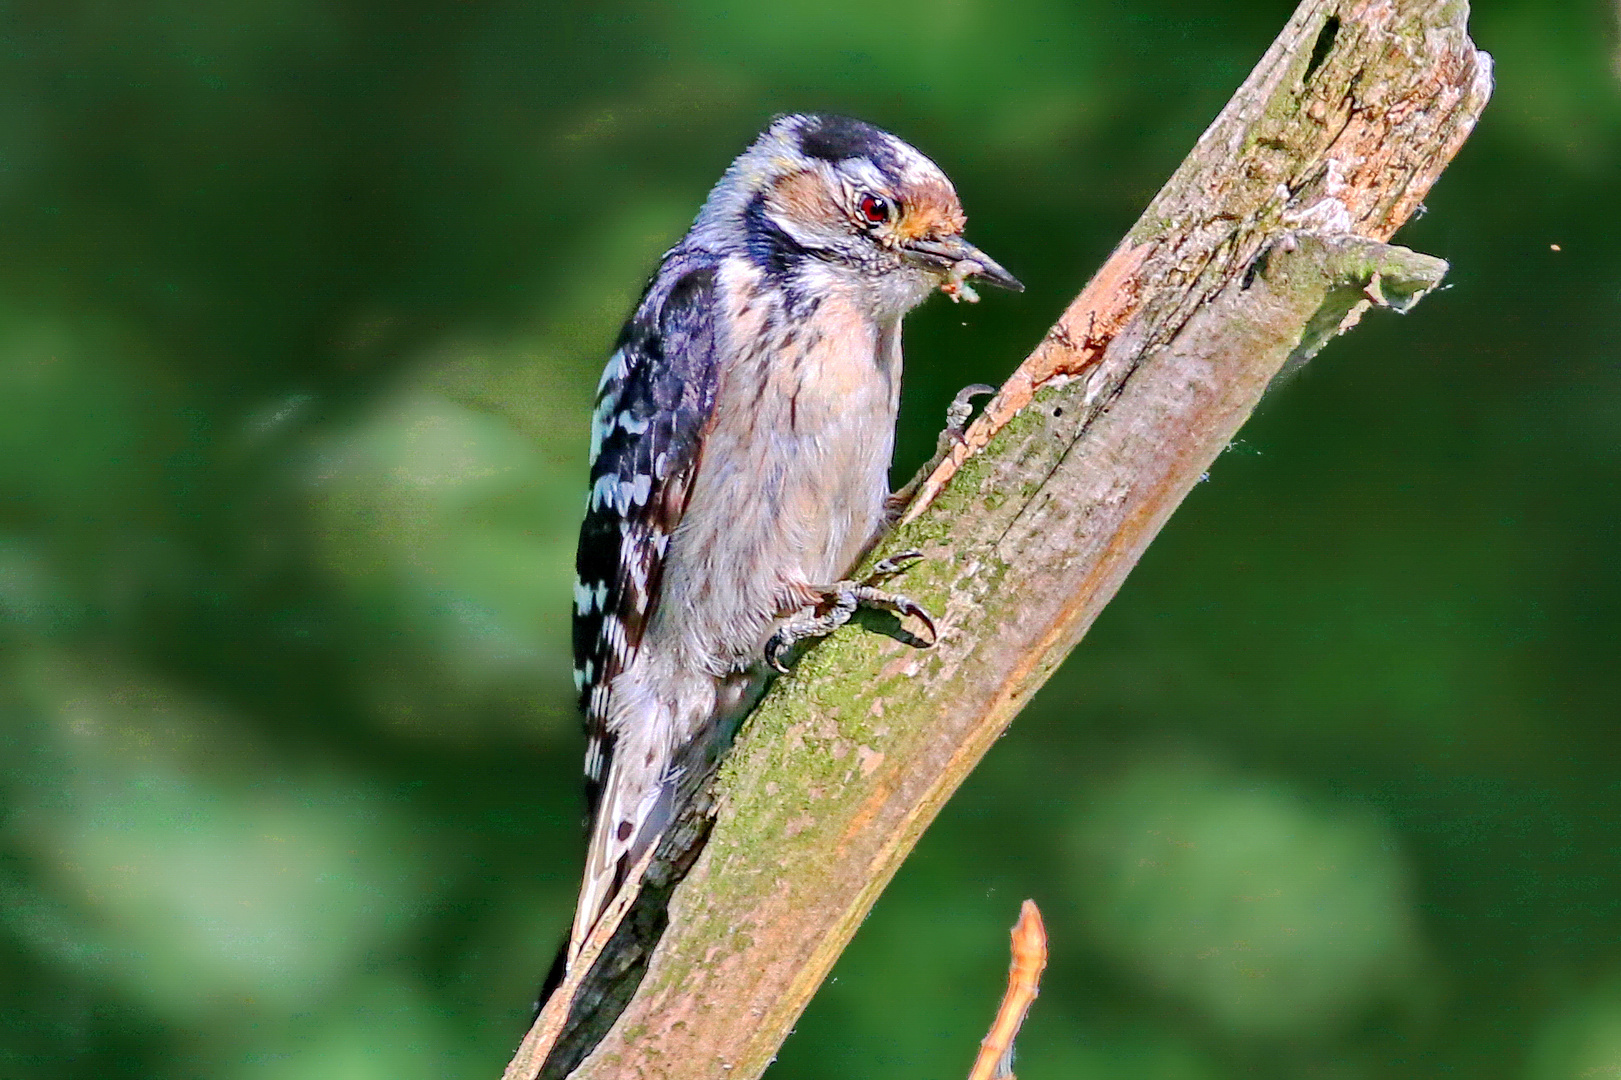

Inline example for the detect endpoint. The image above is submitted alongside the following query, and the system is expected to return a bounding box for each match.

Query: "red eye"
[859,193,891,224]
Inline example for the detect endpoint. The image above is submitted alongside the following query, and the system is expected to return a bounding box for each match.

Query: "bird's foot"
[941,384,996,449]
[887,384,996,520]
[765,556,937,674]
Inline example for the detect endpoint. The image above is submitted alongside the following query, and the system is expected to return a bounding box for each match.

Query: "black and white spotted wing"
[572,258,721,816]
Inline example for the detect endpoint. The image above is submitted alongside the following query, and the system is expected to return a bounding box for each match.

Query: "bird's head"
[694,113,1022,316]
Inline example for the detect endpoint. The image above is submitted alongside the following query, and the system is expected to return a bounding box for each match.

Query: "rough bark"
[511,1,1492,1076]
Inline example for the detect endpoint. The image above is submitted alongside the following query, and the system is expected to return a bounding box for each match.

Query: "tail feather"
[568,726,671,967]
[566,668,763,971]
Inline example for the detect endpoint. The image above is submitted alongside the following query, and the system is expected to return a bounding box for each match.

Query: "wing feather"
[569,257,721,951]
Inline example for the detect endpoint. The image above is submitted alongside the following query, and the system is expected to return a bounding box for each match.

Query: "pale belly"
[647,289,901,678]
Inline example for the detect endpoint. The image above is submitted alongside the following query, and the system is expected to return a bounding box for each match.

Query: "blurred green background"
[0,0,1617,1077]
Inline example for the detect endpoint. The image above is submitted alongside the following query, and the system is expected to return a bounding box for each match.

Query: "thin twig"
[967,900,1048,1080]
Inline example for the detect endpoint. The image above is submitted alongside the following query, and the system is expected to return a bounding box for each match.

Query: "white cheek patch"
[776,210,837,251]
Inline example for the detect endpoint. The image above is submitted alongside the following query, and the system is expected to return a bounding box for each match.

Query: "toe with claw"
[850,583,938,646]
[868,550,924,580]
[764,556,939,673]
[943,384,996,447]
[889,384,998,517]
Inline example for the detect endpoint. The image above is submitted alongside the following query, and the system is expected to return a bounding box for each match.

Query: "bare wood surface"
[512,2,1492,1077]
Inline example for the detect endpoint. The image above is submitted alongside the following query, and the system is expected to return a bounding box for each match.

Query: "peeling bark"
[507,1,1492,1077]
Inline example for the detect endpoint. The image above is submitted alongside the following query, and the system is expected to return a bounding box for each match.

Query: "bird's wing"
[570,259,721,954]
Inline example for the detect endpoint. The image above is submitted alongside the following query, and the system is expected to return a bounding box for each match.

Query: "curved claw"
[764,633,793,674]
[869,550,924,580]
[892,596,938,645]
[944,384,997,437]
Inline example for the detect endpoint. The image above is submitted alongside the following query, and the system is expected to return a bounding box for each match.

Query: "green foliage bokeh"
[1,1,1619,1078]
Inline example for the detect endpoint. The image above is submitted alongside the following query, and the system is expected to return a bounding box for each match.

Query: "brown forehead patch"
[895,176,965,241]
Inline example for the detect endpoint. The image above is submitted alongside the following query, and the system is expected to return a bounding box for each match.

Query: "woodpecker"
[568,113,1020,966]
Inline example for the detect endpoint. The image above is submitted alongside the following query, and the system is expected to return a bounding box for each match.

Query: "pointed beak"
[903,235,1024,293]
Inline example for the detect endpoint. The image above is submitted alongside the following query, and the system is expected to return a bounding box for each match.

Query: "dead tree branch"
[511,1,1492,1076]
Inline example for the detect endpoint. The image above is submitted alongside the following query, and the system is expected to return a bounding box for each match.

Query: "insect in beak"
[903,235,1024,302]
